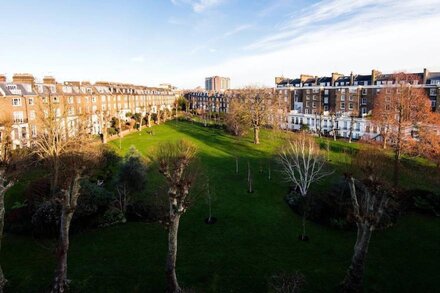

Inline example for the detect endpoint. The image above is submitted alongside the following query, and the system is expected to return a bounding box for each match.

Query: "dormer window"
[12,98,21,106]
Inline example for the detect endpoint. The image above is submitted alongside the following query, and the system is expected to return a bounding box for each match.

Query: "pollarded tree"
[341,148,393,293]
[0,115,14,164]
[0,168,14,291]
[278,132,333,240]
[372,73,432,186]
[156,140,198,292]
[51,132,102,293]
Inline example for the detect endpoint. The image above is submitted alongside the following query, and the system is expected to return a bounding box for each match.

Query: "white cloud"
[130,56,145,63]
[173,0,440,88]
[171,0,225,13]
[223,24,253,37]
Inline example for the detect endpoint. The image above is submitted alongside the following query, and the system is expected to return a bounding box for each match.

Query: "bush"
[285,178,400,230]
[99,207,125,227]
[31,201,60,236]
[107,127,118,136]
[269,272,306,293]
[408,189,440,216]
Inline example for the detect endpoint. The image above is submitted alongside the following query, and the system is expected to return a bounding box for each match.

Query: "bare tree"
[225,98,249,137]
[372,73,432,186]
[51,135,101,293]
[341,149,392,293]
[0,169,14,292]
[237,88,280,144]
[156,140,198,293]
[0,116,14,164]
[278,132,333,239]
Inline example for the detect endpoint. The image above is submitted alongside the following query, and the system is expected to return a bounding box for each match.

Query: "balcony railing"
[13,118,29,124]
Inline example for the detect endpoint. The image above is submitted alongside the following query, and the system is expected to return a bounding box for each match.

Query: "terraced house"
[275,68,440,140]
[0,73,176,152]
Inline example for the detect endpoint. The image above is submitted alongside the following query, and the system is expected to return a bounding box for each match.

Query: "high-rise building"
[205,76,230,91]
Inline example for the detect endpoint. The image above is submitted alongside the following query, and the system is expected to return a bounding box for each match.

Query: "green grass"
[1,121,439,292]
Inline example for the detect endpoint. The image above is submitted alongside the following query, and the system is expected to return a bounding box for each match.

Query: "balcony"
[14,118,29,124]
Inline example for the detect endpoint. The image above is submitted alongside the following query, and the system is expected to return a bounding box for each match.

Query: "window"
[312,102,316,108]
[361,107,367,115]
[92,96,97,103]
[28,98,34,105]
[361,98,367,105]
[68,96,74,104]
[13,111,24,123]
[313,95,317,100]
[12,98,21,106]
[349,95,354,101]
[30,110,36,120]
[31,125,37,137]
[324,89,329,95]
[430,89,436,96]
[53,96,59,103]
[304,109,309,114]
[349,103,353,110]
[341,95,345,101]
[306,101,310,107]
[340,102,345,109]
[324,97,329,104]
[324,105,329,111]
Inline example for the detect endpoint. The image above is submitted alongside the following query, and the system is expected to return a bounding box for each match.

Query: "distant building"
[205,76,230,91]
[275,68,440,140]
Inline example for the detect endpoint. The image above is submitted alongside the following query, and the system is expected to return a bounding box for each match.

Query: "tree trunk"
[0,190,6,291]
[52,208,74,293]
[253,126,260,144]
[166,215,181,293]
[342,223,373,293]
[393,148,401,187]
[348,117,354,143]
[51,159,60,197]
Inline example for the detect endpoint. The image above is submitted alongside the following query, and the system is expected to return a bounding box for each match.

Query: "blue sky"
[1,0,440,88]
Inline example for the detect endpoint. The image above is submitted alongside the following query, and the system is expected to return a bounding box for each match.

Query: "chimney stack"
[371,70,381,85]
[350,71,354,85]
[423,68,429,85]
[43,76,56,84]
[12,73,35,85]
[0,75,6,83]
[331,72,343,86]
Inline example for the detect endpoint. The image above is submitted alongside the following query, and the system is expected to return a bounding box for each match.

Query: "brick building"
[275,68,440,139]
[0,74,176,151]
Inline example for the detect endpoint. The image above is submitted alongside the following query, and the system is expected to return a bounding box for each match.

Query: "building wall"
[0,75,177,152]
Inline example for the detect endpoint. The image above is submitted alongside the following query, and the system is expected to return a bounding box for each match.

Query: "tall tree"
[0,169,14,292]
[372,73,432,186]
[51,132,101,293]
[225,98,249,137]
[415,113,440,168]
[0,116,14,164]
[156,140,198,292]
[237,88,280,144]
[341,148,393,292]
[278,132,333,239]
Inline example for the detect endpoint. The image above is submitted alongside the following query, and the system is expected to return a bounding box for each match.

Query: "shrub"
[409,189,440,216]
[31,201,60,236]
[99,207,125,227]
[269,272,306,293]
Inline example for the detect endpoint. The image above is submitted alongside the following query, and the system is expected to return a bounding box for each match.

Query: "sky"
[1,0,440,89]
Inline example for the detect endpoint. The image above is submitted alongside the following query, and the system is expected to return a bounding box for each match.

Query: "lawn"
[2,121,439,292]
